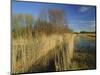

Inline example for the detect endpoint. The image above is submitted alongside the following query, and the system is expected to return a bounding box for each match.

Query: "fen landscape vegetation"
[12,1,96,74]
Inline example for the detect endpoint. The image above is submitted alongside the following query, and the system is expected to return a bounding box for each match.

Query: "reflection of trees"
[12,14,34,38]
[12,8,72,38]
[48,9,65,26]
[38,9,67,26]
[33,9,72,35]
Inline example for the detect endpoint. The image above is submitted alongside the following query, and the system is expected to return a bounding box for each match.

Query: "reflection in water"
[75,35,96,54]
[23,34,96,73]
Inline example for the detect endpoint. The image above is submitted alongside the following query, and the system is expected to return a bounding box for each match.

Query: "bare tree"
[48,9,65,26]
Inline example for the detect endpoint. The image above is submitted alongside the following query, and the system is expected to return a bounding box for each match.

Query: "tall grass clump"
[12,9,76,74]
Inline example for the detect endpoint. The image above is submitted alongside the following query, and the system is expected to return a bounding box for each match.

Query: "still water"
[75,35,96,53]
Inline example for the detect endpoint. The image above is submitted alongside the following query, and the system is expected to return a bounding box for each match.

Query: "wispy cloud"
[68,20,95,24]
[68,20,96,32]
[79,6,91,12]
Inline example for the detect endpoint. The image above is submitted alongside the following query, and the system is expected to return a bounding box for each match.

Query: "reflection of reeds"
[80,34,96,41]
[71,51,96,70]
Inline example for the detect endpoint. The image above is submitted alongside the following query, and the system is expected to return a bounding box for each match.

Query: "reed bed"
[12,33,76,73]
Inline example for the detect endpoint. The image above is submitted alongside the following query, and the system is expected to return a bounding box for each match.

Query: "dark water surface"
[26,35,96,73]
[75,35,96,54]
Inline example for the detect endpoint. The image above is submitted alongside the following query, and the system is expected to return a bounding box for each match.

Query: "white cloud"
[68,20,96,32]
[79,6,90,12]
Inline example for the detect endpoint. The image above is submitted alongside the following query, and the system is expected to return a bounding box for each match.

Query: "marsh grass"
[12,13,96,74]
[12,32,77,73]
[12,33,96,74]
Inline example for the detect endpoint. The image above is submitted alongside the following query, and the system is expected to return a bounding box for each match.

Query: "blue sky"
[12,1,96,32]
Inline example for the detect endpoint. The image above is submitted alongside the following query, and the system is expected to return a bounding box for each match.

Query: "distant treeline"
[80,31,96,33]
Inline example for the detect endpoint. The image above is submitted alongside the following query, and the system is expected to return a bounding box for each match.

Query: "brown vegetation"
[12,9,96,74]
